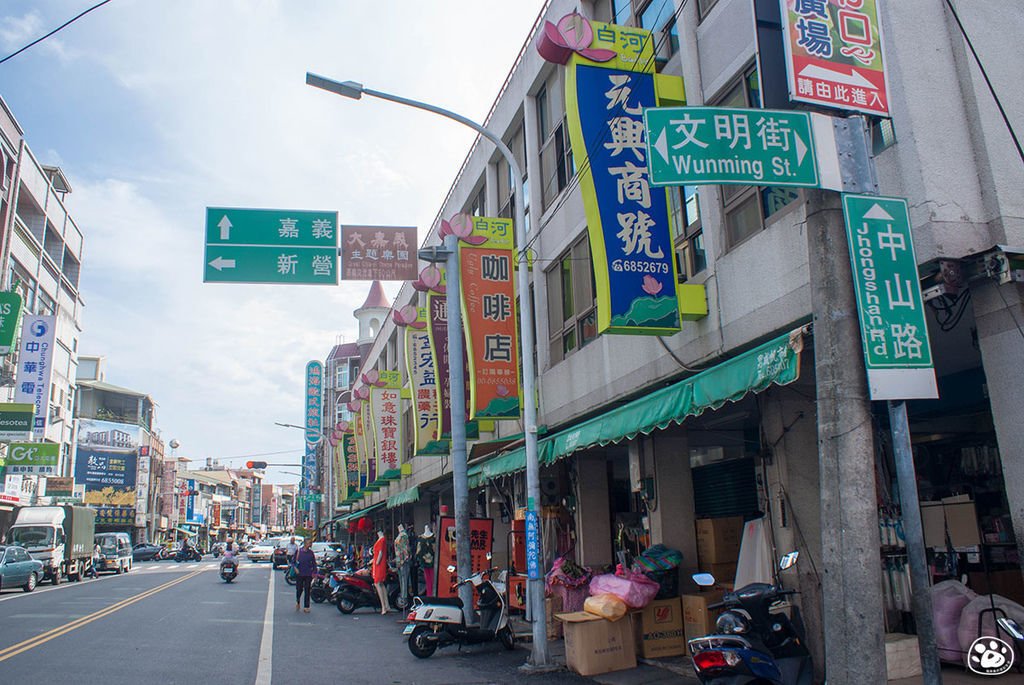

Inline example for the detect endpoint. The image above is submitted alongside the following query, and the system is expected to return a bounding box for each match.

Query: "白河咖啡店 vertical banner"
[402,308,446,455]
[540,15,683,335]
[369,370,403,481]
[842,194,937,400]
[458,216,522,420]
[780,0,891,117]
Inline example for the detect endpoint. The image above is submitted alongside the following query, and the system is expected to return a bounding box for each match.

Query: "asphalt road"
[0,558,588,685]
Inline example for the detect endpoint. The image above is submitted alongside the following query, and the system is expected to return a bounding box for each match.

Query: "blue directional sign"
[525,509,541,581]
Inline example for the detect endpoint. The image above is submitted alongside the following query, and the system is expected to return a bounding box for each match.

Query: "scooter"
[404,562,515,659]
[174,547,202,562]
[219,557,238,583]
[335,567,402,614]
[688,552,812,685]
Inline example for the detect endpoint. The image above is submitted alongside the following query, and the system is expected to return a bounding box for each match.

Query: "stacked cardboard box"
[634,598,687,658]
[682,590,727,654]
[557,612,637,676]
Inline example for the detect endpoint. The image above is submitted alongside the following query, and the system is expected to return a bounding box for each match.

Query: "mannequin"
[394,524,411,604]
[372,529,392,614]
[415,524,436,596]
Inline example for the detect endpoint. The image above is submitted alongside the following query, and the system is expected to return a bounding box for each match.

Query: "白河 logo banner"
[539,13,685,335]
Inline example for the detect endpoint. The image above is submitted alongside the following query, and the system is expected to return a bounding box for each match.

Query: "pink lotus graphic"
[346,400,361,412]
[329,435,340,447]
[332,429,344,441]
[335,421,350,432]
[642,274,663,296]
[441,213,487,245]
[537,12,617,65]
[352,385,370,401]
[411,265,446,294]
[392,304,425,329]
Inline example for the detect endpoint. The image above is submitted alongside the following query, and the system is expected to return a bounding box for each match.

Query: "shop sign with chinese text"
[343,432,360,498]
[0,292,24,355]
[0,403,34,441]
[542,16,683,335]
[361,401,378,487]
[305,361,324,444]
[341,226,418,281]
[6,442,59,475]
[370,371,403,482]
[403,308,445,455]
[780,0,890,116]
[352,407,368,492]
[842,194,937,400]
[458,217,522,420]
[436,516,494,599]
[14,315,56,440]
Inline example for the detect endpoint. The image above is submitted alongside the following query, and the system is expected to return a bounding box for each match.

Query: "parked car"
[132,543,164,562]
[272,536,304,568]
[246,540,277,563]
[0,545,44,592]
[311,542,342,566]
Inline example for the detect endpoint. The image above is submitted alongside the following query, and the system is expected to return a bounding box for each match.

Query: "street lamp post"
[306,73,548,665]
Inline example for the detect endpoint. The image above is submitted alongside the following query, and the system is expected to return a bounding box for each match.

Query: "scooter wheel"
[499,626,515,651]
[336,592,357,614]
[408,625,437,659]
[311,587,327,604]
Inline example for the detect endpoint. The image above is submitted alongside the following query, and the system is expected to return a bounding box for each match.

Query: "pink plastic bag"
[589,571,659,608]
[930,580,976,663]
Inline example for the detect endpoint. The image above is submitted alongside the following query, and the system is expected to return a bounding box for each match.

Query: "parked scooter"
[335,568,402,614]
[219,557,238,583]
[404,560,515,659]
[688,552,812,685]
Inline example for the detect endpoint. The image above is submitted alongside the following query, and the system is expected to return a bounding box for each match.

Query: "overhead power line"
[0,0,114,66]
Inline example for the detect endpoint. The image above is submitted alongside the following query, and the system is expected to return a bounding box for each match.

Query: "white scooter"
[404,560,515,658]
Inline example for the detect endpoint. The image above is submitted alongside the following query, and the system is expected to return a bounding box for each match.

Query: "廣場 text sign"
[645,107,818,188]
[842,194,937,400]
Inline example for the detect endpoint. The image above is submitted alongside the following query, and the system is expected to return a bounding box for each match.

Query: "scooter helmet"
[715,610,751,635]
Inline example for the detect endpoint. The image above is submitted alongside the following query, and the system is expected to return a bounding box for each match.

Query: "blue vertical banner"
[304,361,323,497]
[524,509,541,580]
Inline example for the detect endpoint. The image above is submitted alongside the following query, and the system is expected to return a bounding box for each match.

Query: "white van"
[94,532,133,574]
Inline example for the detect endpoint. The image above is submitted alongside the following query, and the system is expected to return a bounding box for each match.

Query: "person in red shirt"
[372,529,393,614]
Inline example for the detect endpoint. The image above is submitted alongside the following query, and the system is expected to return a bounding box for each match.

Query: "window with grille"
[546,235,598,364]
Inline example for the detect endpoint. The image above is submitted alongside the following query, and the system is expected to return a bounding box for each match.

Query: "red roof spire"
[359,280,390,310]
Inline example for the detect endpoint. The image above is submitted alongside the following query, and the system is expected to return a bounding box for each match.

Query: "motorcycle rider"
[220,538,238,576]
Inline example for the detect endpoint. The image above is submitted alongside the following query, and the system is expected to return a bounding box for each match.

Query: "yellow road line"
[0,568,205,662]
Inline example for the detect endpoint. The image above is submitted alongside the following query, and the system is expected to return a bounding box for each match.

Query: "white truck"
[4,505,97,584]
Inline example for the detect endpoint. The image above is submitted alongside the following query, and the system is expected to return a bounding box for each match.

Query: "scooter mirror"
[446,565,456,573]
[779,551,800,570]
[486,552,492,560]
[998,617,1024,640]
[692,573,716,587]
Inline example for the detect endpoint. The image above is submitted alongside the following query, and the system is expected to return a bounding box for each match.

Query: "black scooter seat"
[419,596,463,608]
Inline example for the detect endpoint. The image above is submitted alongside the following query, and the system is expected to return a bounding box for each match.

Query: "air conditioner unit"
[50,405,65,422]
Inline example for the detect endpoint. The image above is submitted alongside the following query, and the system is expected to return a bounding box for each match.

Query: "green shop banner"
[0,403,34,441]
[0,292,24,355]
[6,442,60,475]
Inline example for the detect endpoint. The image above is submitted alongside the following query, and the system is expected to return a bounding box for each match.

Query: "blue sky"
[0,0,547,482]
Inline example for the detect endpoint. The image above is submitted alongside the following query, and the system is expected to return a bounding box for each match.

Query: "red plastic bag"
[589,571,659,608]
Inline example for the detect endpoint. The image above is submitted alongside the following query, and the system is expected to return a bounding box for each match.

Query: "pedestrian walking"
[416,524,435,596]
[88,543,101,579]
[394,524,411,605]
[294,538,317,613]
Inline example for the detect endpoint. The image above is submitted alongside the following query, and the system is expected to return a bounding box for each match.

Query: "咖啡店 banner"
[540,16,682,336]
[403,308,446,455]
[458,216,522,420]
[780,0,890,117]
[369,370,403,481]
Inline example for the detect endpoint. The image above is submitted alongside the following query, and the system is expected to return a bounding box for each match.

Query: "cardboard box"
[696,517,743,565]
[546,596,563,640]
[921,502,946,548]
[943,499,980,547]
[557,611,637,676]
[682,591,726,653]
[635,598,686,658]
[885,633,922,680]
[706,563,737,587]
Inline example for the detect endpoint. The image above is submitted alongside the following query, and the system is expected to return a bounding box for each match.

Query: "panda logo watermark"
[968,636,1014,676]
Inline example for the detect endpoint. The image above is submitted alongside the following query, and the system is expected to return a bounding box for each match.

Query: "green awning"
[387,486,420,508]
[337,502,385,523]
[470,329,804,484]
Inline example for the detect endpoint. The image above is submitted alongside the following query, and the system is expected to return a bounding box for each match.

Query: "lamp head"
[305,72,364,100]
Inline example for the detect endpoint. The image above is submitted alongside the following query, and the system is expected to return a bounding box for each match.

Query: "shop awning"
[469,329,805,486]
[387,486,420,509]
[336,502,385,523]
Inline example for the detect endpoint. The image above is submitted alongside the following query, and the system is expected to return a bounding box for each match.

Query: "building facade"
[326,2,1022,682]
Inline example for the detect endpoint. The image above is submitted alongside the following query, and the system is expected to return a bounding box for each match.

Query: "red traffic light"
[246,460,268,469]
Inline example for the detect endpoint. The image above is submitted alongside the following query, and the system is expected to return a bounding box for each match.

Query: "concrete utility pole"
[805,188,887,684]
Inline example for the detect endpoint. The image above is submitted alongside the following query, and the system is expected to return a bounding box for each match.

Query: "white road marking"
[254,564,275,685]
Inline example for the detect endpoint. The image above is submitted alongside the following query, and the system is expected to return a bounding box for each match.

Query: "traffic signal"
[246,460,268,469]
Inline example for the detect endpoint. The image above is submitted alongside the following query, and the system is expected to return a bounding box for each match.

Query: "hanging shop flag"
[360,394,378,489]
[398,306,446,455]
[842,194,937,400]
[0,292,24,355]
[343,432,360,500]
[539,14,684,336]
[780,0,890,117]
[15,315,57,439]
[456,215,522,420]
[428,293,455,438]
[304,361,324,445]
[369,370,403,481]
[334,441,346,504]
[352,404,368,492]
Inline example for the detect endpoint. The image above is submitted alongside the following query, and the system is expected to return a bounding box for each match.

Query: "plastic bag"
[590,570,660,608]
[634,544,683,572]
[957,594,1024,669]
[584,592,628,621]
[930,580,976,663]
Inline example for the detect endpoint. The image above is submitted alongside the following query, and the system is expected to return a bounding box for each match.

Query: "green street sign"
[0,403,34,442]
[0,292,23,355]
[644,107,818,188]
[7,442,60,476]
[842,194,937,401]
[204,207,339,284]
[299,493,323,504]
